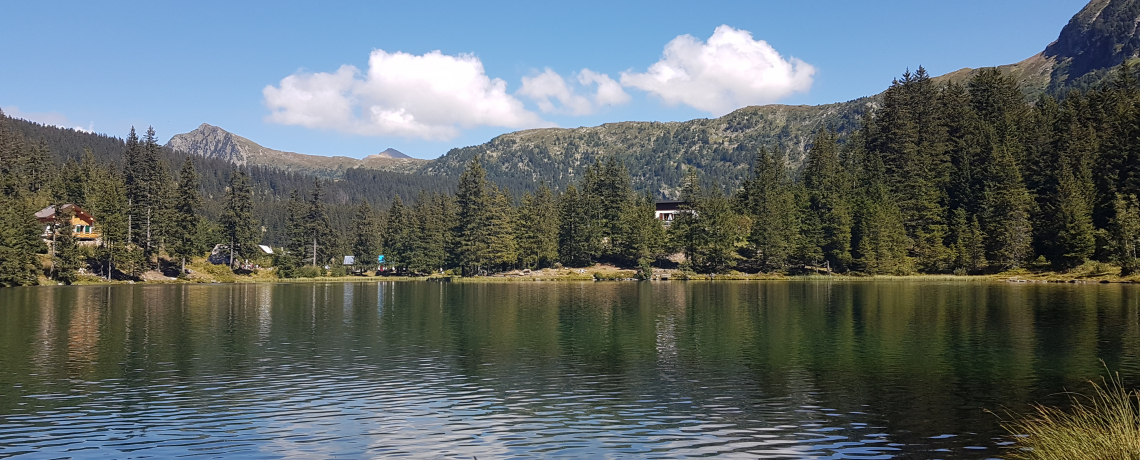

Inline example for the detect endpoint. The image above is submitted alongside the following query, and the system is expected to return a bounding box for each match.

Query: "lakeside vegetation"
[7,64,1140,285]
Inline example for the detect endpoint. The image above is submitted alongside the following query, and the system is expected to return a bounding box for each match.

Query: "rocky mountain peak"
[165,124,247,165]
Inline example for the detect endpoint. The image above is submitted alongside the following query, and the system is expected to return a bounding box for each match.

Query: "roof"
[655,200,686,211]
[258,245,274,254]
[35,204,95,223]
[343,256,355,265]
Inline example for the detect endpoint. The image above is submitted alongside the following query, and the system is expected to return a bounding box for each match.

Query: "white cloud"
[2,106,94,133]
[518,68,630,115]
[263,49,550,141]
[620,25,815,115]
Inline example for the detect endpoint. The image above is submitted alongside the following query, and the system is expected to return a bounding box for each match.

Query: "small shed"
[343,256,355,266]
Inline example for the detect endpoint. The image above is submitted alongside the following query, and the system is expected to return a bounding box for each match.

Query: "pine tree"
[558,184,594,267]
[615,192,666,267]
[982,144,1034,270]
[948,208,987,274]
[851,147,912,274]
[168,158,204,274]
[384,194,413,272]
[0,194,43,287]
[485,187,519,269]
[741,148,799,271]
[350,200,380,274]
[1110,194,1140,275]
[52,207,83,284]
[455,157,499,275]
[304,179,334,266]
[517,184,560,268]
[276,190,307,277]
[87,165,132,279]
[801,130,853,271]
[218,170,258,269]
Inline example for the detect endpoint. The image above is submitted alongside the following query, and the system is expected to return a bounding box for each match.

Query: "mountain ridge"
[166,0,1140,196]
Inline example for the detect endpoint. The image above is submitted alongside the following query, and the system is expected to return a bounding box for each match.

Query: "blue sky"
[1,0,1089,159]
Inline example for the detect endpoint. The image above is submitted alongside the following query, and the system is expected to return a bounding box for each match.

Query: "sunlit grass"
[1003,370,1140,459]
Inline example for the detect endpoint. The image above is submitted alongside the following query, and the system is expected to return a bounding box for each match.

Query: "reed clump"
[1003,371,1140,459]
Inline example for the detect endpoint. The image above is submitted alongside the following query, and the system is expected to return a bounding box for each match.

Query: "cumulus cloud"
[621,25,815,115]
[518,68,630,115]
[263,49,550,141]
[2,106,94,133]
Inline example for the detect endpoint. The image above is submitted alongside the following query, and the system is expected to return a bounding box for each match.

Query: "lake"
[1,280,1138,459]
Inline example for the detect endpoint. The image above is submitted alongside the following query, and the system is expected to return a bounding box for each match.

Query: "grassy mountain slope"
[422,98,874,197]
[165,124,426,178]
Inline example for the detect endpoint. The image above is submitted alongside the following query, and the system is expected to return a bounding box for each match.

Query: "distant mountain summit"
[166,124,425,177]
[367,148,412,160]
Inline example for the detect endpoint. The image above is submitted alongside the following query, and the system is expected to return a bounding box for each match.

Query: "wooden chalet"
[655,200,687,223]
[36,204,100,243]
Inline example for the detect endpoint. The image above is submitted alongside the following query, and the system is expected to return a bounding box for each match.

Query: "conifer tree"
[948,208,987,274]
[741,148,799,271]
[350,200,380,274]
[0,194,43,286]
[52,207,83,284]
[87,166,131,279]
[485,187,519,269]
[851,147,911,274]
[801,130,853,271]
[384,195,413,272]
[304,179,334,266]
[982,145,1034,270]
[558,184,594,267]
[168,158,203,274]
[615,192,666,267]
[276,190,307,277]
[455,157,498,275]
[407,192,449,274]
[517,184,560,268]
[1110,194,1140,275]
[219,170,258,269]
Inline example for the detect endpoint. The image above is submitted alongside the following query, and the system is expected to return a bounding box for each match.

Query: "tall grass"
[1003,370,1140,459]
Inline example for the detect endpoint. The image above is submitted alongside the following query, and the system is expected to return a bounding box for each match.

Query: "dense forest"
[5,63,1140,285]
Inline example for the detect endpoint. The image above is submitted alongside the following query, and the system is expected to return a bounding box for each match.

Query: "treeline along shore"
[6,65,1140,285]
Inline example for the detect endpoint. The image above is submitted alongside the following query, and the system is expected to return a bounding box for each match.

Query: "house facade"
[35,204,100,244]
[655,200,686,224]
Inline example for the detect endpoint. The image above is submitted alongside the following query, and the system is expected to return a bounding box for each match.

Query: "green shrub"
[201,263,236,283]
[329,266,347,277]
[296,265,323,278]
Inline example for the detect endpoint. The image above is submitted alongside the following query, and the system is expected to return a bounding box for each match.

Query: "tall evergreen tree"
[558,184,594,267]
[303,179,335,266]
[384,194,413,272]
[0,194,43,286]
[740,148,799,271]
[801,130,853,270]
[350,200,380,274]
[517,185,560,269]
[1110,193,1140,275]
[218,170,258,269]
[168,157,204,273]
[51,207,83,284]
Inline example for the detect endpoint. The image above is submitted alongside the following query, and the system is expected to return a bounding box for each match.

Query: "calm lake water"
[1,280,1139,459]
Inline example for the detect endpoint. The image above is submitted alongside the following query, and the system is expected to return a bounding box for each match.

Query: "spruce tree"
[981,144,1034,270]
[1110,194,1140,275]
[558,184,594,267]
[350,200,380,274]
[168,157,203,274]
[52,207,83,284]
[87,166,131,279]
[0,194,43,286]
[304,179,334,266]
[384,195,413,273]
[218,170,258,269]
[455,157,496,275]
[741,148,799,271]
[517,184,560,268]
[801,130,853,271]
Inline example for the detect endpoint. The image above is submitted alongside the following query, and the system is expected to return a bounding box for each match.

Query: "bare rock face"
[165,123,248,165]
